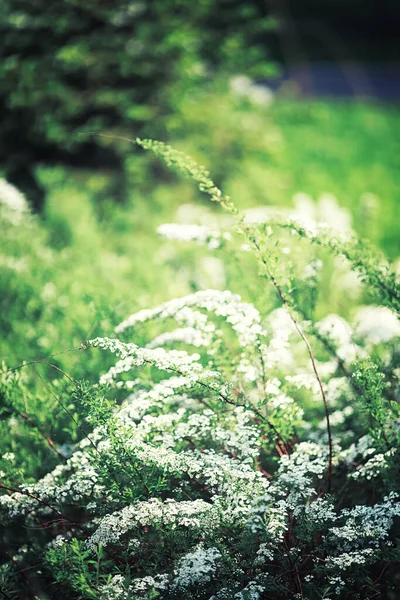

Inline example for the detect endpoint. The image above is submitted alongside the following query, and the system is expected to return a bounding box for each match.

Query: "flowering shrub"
[1,143,400,599]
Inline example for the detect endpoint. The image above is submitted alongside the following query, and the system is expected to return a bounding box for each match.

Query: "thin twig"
[1,347,82,376]
[78,131,136,144]
[0,482,122,568]
[30,366,99,456]
[249,231,333,492]
[0,482,86,533]
[17,410,66,461]
[1,548,34,598]
[179,367,291,456]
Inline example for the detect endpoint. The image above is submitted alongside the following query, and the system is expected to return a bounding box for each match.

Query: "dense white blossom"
[0,450,103,518]
[0,178,28,223]
[115,289,265,347]
[2,271,399,599]
[87,498,215,550]
[234,581,266,599]
[172,546,221,589]
[328,493,400,550]
[350,448,396,480]
[157,222,231,249]
[316,314,361,363]
[88,337,221,388]
[261,307,294,369]
[131,573,170,594]
[354,305,400,343]
[229,75,274,106]
[100,573,170,599]
[325,548,376,570]
[277,442,327,505]
[146,326,213,348]
[292,192,353,233]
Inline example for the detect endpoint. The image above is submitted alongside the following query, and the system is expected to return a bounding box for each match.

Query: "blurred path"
[270,62,400,101]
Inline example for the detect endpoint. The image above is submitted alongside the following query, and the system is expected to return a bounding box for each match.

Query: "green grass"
[267,100,400,256]
[171,92,400,257]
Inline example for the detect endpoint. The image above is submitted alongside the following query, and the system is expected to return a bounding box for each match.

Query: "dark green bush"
[0,0,275,208]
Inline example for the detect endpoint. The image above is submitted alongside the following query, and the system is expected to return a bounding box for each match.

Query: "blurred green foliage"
[0,0,276,208]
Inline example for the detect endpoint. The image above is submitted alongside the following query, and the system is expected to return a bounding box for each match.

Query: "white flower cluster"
[325,548,376,571]
[316,314,361,364]
[88,337,220,388]
[264,378,304,426]
[277,442,327,507]
[134,406,260,463]
[350,448,396,481]
[100,572,171,600]
[354,305,400,344]
[0,178,28,224]
[261,307,295,370]
[230,75,274,107]
[100,574,128,600]
[247,493,288,539]
[328,493,400,551]
[254,542,274,564]
[303,497,337,527]
[146,326,212,349]
[234,581,267,599]
[157,222,231,250]
[107,441,270,521]
[87,498,215,550]
[145,305,218,350]
[327,575,345,596]
[116,289,266,347]
[319,406,353,428]
[118,376,194,413]
[172,545,221,590]
[131,573,170,595]
[240,193,353,237]
[324,377,352,407]
[285,373,321,398]
[3,273,399,599]
[292,192,353,234]
[0,449,103,518]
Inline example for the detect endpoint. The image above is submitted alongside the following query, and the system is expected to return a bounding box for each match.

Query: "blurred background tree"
[0,0,277,209]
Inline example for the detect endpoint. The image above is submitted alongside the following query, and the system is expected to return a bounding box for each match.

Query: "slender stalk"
[17,410,67,461]
[0,482,123,568]
[248,231,333,491]
[1,347,82,376]
[0,482,86,533]
[31,366,100,456]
